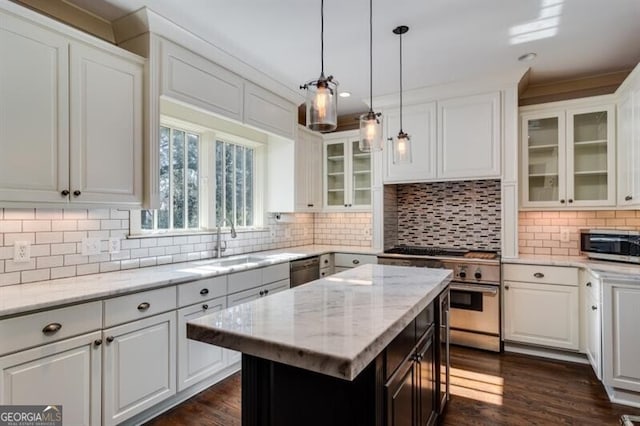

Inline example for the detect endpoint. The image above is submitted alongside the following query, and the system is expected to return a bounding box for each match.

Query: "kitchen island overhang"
[187,264,452,425]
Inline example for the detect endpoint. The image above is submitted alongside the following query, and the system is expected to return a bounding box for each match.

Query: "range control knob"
[458,266,467,279]
[474,269,482,280]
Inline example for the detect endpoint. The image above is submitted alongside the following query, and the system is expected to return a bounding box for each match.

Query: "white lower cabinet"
[177,297,227,392]
[102,311,177,426]
[0,331,102,426]
[581,270,602,379]
[502,264,579,351]
[603,279,640,393]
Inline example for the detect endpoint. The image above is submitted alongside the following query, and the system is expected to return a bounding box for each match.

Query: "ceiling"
[66,0,640,114]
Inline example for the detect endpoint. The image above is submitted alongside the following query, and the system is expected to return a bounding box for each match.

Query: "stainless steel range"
[378,246,502,352]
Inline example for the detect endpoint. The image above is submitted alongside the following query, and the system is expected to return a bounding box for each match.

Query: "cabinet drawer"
[319,253,333,268]
[503,264,578,286]
[262,262,289,284]
[0,301,102,356]
[227,268,262,295]
[320,267,333,278]
[178,276,227,307]
[334,253,377,268]
[104,286,177,328]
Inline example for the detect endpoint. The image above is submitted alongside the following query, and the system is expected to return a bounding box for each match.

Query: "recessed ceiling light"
[518,52,537,62]
[339,91,351,98]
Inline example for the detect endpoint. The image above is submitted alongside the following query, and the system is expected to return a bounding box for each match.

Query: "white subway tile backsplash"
[63,210,87,220]
[0,272,20,287]
[36,232,63,244]
[100,219,121,230]
[100,261,120,273]
[5,233,35,246]
[52,220,78,231]
[50,266,76,279]
[140,238,157,248]
[0,221,22,233]
[22,269,49,283]
[64,254,88,266]
[121,259,140,270]
[157,255,172,265]
[36,256,63,269]
[4,209,35,220]
[51,243,77,255]
[35,209,63,220]
[87,209,109,219]
[148,247,165,257]
[110,209,129,220]
[22,221,51,232]
[30,245,51,257]
[77,220,101,231]
[111,250,130,261]
[77,263,99,276]
[63,231,85,243]
[5,259,36,273]
[139,257,157,268]
[131,248,149,258]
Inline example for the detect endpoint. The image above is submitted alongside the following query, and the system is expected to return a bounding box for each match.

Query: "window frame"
[130,117,265,236]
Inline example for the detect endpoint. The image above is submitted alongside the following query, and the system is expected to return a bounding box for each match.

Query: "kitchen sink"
[199,255,266,267]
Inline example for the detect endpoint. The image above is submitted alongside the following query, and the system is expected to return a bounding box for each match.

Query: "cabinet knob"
[94,339,102,347]
[137,302,150,311]
[264,289,269,295]
[200,288,209,296]
[352,259,360,265]
[106,336,114,343]
[259,290,265,296]
[560,199,565,204]
[344,204,348,207]
[505,285,510,290]
[568,199,574,204]
[474,271,482,280]
[73,190,81,197]
[626,195,633,201]
[42,322,62,335]
[61,190,70,196]
[534,272,544,278]
[591,305,598,311]
[202,304,209,310]
[586,282,592,287]
[324,259,329,264]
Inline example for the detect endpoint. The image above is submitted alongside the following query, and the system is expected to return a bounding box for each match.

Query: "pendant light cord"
[399,30,403,132]
[321,0,324,75]
[369,0,373,113]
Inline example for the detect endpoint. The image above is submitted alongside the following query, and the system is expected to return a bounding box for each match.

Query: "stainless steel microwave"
[580,229,640,263]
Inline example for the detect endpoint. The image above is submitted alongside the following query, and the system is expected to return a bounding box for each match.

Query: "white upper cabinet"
[520,100,616,209]
[244,82,296,139]
[0,6,144,207]
[160,38,244,123]
[70,42,143,205]
[324,131,372,211]
[295,126,323,212]
[617,68,640,207]
[0,12,69,203]
[383,103,437,183]
[438,92,501,179]
[381,91,501,183]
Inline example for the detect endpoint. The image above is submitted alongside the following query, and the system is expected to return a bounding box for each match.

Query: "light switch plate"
[560,228,571,243]
[108,237,120,254]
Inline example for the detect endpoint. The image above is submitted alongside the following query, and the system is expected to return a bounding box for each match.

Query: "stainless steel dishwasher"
[289,256,320,287]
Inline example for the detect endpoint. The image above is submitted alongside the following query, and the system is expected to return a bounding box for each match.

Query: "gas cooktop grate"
[384,246,498,259]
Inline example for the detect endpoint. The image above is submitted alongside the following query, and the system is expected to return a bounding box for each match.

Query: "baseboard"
[504,342,589,364]
[122,362,241,426]
[605,386,640,409]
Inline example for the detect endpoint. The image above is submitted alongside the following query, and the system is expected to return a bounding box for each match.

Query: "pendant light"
[392,25,411,164]
[300,0,338,133]
[358,0,382,152]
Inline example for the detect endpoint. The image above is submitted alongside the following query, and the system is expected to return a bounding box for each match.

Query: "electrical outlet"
[269,228,276,239]
[82,238,101,256]
[13,241,31,263]
[108,237,121,254]
[560,228,571,243]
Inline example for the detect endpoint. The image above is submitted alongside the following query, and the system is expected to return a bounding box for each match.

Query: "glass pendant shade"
[359,111,383,152]
[305,76,338,132]
[393,131,412,164]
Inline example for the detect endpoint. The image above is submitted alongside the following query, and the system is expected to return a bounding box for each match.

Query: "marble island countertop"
[0,245,381,318]
[186,264,452,381]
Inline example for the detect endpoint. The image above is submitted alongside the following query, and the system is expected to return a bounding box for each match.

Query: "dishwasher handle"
[290,256,320,272]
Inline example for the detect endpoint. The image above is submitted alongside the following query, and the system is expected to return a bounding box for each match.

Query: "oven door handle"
[450,284,499,295]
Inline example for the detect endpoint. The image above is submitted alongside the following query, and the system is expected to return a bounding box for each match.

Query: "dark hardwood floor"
[145,346,640,426]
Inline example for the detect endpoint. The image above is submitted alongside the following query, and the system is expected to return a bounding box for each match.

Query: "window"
[216,140,254,227]
[142,125,200,231]
[137,120,262,234]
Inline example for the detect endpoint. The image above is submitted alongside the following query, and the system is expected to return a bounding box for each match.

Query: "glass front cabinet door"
[324,132,372,210]
[521,104,615,209]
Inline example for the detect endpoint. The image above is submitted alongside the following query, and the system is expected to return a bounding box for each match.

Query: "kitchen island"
[187,264,452,426]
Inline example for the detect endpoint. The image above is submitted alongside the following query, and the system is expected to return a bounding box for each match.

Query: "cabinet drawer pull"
[202,304,209,310]
[504,285,510,290]
[626,195,633,201]
[307,204,314,207]
[259,290,265,296]
[42,323,62,335]
[94,339,102,347]
[586,282,592,287]
[592,305,598,311]
[352,259,360,265]
[200,288,209,296]
[106,336,114,344]
[137,302,150,311]
[533,272,544,278]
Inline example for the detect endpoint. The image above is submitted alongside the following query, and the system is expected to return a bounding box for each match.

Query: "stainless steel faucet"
[216,217,237,258]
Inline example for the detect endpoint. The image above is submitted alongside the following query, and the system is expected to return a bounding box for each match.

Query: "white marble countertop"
[0,245,382,318]
[187,264,452,381]
[503,254,640,280]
